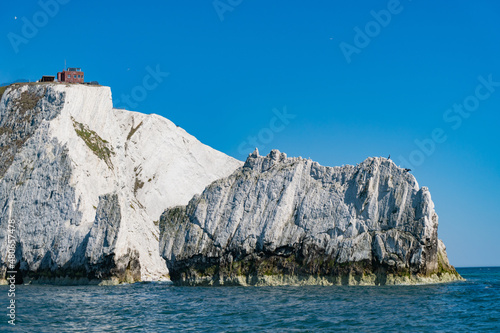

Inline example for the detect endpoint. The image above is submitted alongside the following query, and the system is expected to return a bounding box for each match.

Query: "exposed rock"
[84,193,141,283]
[0,82,462,287]
[0,85,63,178]
[0,83,242,284]
[160,149,463,285]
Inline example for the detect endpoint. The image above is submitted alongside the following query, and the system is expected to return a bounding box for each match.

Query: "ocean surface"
[1,267,499,332]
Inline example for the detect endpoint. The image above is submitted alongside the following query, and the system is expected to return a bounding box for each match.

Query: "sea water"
[1,267,499,332]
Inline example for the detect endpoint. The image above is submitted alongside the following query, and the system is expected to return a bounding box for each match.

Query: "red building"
[57,68,84,84]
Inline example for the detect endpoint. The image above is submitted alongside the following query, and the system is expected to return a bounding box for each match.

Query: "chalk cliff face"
[160,149,462,285]
[0,83,242,284]
[0,83,462,286]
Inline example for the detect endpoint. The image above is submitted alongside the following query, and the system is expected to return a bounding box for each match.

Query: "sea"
[1,267,499,332]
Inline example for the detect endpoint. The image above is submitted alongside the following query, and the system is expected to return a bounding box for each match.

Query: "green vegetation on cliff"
[15,90,45,112]
[170,250,463,286]
[72,118,115,169]
[0,86,47,178]
[0,86,7,101]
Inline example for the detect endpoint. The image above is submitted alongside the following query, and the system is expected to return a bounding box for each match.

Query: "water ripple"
[0,267,499,332]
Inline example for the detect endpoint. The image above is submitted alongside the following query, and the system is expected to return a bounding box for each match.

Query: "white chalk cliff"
[0,83,242,284]
[160,149,463,285]
[0,83,462,286]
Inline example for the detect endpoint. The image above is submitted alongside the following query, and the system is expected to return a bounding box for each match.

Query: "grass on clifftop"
[0,86,7,101]
[72,118,115,169]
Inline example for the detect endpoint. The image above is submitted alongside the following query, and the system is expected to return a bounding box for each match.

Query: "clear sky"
[1,0,499,267]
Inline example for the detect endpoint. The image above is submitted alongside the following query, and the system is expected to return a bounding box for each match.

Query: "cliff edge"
[0,83,242,284]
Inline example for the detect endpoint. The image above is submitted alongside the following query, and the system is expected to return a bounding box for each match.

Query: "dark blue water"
[1,267,499,332]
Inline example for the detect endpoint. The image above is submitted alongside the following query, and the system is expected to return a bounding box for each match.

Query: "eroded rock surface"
[160,149,462,285]
[0,83,242,284]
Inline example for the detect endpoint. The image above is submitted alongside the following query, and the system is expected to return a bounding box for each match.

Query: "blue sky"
[1,0,499,267]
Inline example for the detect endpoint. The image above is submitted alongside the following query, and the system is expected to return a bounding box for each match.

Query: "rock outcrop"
[0,82,462,286]
[0,83,242,284]
[160,149,462,285]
